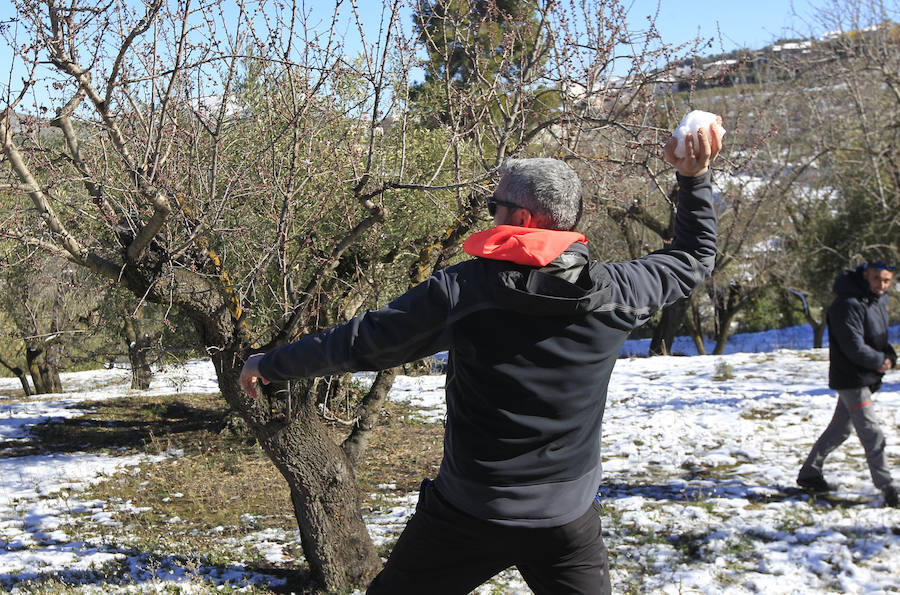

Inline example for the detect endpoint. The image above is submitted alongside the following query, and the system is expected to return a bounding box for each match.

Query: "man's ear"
[512,209,535,228]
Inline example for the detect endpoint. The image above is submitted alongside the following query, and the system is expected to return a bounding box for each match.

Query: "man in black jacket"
[797,262,897,507]
[240,122,723,594]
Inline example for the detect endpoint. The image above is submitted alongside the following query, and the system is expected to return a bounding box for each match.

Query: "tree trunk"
[649,298,689,356]
[128,343,153,390]
[712,310,739,355]
[116,260,386,592]
[0,355,32,396]
[690,334,706,355]
[123,311,154,390]
[25,343,62,394]
[684,299,707,355]
[211,349,382,591]
[788,290,827,349]
[813,321,826,349]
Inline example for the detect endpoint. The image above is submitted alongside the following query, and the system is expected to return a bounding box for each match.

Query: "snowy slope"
[1,330,899,593]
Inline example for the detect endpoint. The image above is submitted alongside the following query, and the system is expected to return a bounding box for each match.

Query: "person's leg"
[798,395,853,482]
[515,499,611,595]
[367,479,513,595]
[842,387,894,490]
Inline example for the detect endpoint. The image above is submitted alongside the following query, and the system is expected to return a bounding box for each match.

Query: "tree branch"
[341,367,398,467]
[50,89,119,223]
[45,0,171,265]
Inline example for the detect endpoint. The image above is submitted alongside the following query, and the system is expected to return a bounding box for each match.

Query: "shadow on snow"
[0,540,306,592]
[600,479,885,508]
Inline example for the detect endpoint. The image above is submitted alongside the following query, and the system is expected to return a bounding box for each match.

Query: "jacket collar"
[463,225,588,267]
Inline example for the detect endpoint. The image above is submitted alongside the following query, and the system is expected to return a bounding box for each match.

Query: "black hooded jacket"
[827,267,897,391]
[258,172,717,528]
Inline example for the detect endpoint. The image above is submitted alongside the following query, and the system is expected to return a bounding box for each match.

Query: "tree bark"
[127,342,153,390]
[649,298,689,356]
[25,342,62,394]
[211,351,382,590]
[813,321,826,349]
[123,310,155,390]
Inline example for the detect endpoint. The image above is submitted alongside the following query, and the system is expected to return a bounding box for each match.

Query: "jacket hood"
[464,226,611,317]
[833,267,877,301]
[464,225,588,266]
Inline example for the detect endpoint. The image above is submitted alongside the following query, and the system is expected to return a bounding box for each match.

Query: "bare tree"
[1,0,707,589]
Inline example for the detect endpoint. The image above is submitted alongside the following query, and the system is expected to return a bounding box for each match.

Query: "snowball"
[673,110,725,158]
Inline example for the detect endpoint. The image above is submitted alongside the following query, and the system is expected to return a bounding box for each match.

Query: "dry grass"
[20,392,444,594]
[354,402,444,497]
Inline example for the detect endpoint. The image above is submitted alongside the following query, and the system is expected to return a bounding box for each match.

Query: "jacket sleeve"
[880,296,898,366]
[829,299,890,371]
[258,270,456,381]
[602,171,717,328]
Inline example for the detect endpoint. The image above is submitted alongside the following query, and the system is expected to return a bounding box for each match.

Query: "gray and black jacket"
[827,267,897,392]
[259,171,717,528]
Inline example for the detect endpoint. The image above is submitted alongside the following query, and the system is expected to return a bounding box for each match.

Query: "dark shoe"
[884,485,899,508]
[797,475,833,492]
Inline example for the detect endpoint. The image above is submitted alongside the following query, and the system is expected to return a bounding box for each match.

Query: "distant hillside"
[663,21,900,91]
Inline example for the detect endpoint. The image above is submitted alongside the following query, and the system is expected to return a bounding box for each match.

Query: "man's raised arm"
[600,118,724,328]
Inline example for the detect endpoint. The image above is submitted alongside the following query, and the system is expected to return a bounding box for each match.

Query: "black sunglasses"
[487,196,522,217]
[866,262,896,272]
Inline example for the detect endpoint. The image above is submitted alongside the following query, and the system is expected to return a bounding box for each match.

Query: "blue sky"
[0,0,815,108]
[0,0,811,56]
[624,0,811,52]
[337,0,813,81]
[337,0,812,56]
[343,0,813,54]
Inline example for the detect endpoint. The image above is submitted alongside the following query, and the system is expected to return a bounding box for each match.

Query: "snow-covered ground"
[1,325,899,593]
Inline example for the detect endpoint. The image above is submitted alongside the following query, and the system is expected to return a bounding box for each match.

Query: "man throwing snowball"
[240,118,723,593]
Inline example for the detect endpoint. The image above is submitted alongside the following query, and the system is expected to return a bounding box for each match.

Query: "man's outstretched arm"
[239,270,457,397]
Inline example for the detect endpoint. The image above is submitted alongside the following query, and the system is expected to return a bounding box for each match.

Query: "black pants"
[367,479,611,595]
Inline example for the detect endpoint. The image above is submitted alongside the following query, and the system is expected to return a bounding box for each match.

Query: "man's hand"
[877,358,894,373]
[664,118,724,177]
[240,353,270,398]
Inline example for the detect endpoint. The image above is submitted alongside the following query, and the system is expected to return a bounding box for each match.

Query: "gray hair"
[497,158,583,230]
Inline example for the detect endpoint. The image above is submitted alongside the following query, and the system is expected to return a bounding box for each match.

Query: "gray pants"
[799,387,893,490]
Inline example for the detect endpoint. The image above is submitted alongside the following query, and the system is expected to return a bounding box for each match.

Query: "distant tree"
[737,286,807,333]
[0,251,103,393]
[411,0,547,128]
[766,0,900,342]
[585,75,795,355]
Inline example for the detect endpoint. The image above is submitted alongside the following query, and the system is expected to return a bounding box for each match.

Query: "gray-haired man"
[240,123,723,593]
